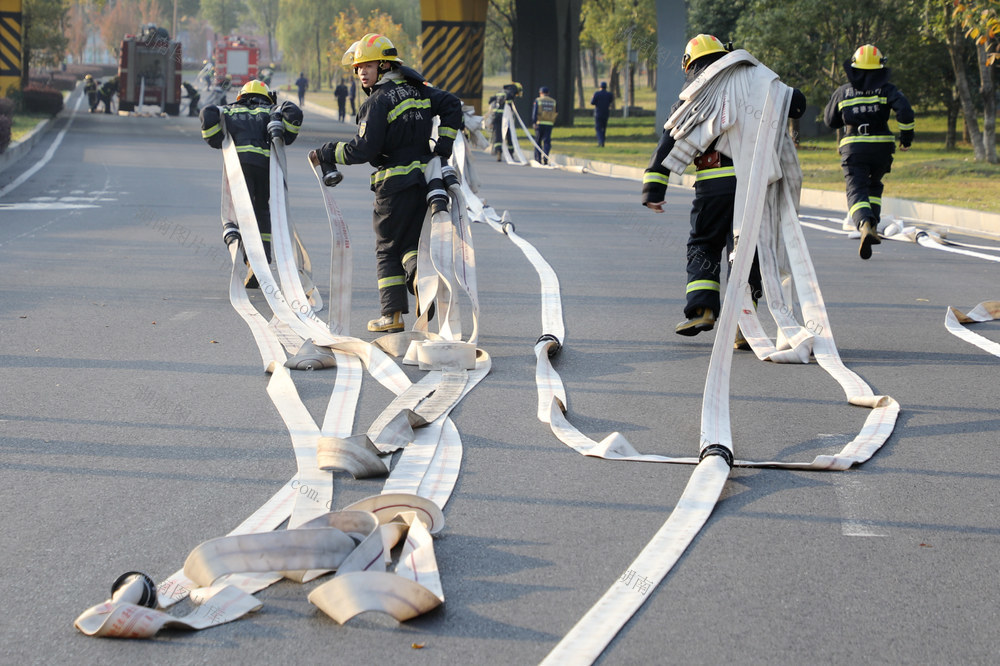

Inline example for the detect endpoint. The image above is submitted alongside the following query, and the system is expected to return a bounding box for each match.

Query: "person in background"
[532,85,557,165]
[98,76,119,114]
[182,81,200,116]
[83,74,99,113]
[334,78,349,122]
[349,77,357,116]
[824,44,914,260]
[487,82,522,160]
[200,80,303,287]
[258,63,275,86]
[295,72,309,106]
[590,81,613,147]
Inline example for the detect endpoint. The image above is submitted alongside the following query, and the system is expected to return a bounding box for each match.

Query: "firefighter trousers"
[241,163,272,263]
[840,147,892,227]
[373,182,428,316]
[684,190,762,319]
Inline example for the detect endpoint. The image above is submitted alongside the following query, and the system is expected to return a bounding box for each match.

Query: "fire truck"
[213,36,260,87]
[117,25,182,115]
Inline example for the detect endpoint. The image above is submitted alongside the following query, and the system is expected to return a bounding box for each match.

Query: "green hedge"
[23,84,63,115]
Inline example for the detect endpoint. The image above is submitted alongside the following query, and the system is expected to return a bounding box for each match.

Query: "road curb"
[0,117,51,175]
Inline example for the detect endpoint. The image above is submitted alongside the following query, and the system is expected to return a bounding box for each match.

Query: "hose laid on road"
[945,301,1000,357]
[455,75,898,662]
[76,121,489,637]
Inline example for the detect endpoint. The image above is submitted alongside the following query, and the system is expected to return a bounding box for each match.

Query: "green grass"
[10,113,51,142]
[550,103,1000,214]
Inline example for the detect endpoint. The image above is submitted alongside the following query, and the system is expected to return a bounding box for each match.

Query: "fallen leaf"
[919,543,932,548]
[411,643,426,649]
[210,340,219,344]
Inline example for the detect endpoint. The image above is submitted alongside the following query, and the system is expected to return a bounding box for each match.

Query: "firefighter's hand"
[644,201,666,213]
[899,143,910,152]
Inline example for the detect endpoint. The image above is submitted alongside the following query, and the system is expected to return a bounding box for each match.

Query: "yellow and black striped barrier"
[420,0,486,113]
[0,0,22,96]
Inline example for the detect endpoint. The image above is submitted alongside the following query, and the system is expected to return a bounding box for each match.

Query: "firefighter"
[532,86,557,164]
[199,80,303,287]
[824,44,914,260]
[487,82,521,160]
[199,60,214,89]
[642,34,806,343]
[258,63,275,86]
[83,74,99,113]
[182,82,200,116]
[314,33,463,333]
[98,76,118,114]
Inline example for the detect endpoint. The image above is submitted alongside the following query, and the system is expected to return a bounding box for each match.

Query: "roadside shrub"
[0,114,11,154]
[0,97,14,118]
[23,84,63,115]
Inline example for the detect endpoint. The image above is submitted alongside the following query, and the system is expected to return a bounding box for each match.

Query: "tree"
[22,0,70,87]
[580,0,655,108]
[952,0,999,161]
[736,0,923,108]
[485,0,515,76]
[953,0,1000,63]
[201,0,246,36]
[687,0,751,41]
[65,1,91,64]
[929,0,996,162]
[244,0,279,64]
[330,7,414,78]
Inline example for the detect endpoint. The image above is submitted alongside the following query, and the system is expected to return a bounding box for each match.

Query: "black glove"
[318,142,337,165]
[434,137,454,160]
[314,144,342,187]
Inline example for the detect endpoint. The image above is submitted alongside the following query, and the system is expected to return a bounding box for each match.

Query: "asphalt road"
[1,90,998,665]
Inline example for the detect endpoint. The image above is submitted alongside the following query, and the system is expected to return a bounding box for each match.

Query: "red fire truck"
[213,36,260,87]
[117,25,182,115]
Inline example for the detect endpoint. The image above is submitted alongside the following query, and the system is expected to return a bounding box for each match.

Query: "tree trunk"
[977,43,998,163]
[628,60,635,112]
[315,27,322,90]
[576,48,585,108]
[945,22,986,160]
[590,48,599,88]
[609,62,620,102]
[946,89,959,150]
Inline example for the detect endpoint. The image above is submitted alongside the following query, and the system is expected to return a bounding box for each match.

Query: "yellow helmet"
[342,33,403,67]
[237,79,271,101]
[851,44,886,69]
[85,74,93,80]
[682,34,727,72]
